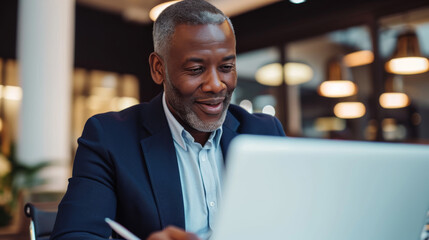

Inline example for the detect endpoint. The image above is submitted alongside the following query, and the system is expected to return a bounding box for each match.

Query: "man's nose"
[201,68,226,93]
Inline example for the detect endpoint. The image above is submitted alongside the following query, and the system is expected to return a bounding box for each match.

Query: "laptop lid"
[212,135,429,240]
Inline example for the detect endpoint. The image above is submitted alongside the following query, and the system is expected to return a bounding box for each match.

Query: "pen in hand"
[105,217,141,240]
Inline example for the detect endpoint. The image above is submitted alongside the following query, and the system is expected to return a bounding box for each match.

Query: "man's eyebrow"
[184,55,236,63]
[222,55,236,61]
[185,57,204,63]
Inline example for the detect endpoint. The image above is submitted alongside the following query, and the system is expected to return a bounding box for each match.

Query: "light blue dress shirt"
[162,94,224,240]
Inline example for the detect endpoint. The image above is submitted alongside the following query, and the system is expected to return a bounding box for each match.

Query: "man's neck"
[172,112,211,146]
[185,126,211,146]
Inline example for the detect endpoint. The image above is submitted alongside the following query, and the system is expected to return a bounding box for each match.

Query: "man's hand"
[147,226,200,240]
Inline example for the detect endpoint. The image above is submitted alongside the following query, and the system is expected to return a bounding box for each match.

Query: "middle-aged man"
[51,0,286,240]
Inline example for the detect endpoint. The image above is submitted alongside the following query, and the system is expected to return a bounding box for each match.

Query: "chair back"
[24,202,57,240]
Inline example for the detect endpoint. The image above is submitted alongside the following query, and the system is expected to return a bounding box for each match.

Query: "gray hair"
[153,0,234,58]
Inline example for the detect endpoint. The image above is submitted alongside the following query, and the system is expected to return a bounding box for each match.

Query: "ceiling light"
[386,57,429,75]
[385,30,429,75]
[149,1,180,21]
[343,50,374,67]
[318,58,357,98]
[334,102,366,119]
[0,85,23,101]
[319,80,357,98]
[262,105,276,116]
[315,117,346,132]
[239,99,253,113]
[255,63,282,86]
[284,62,314,85]
[379,76,410,109]
[290,0,306,4]
[255,62,313,86]
[379,92,410,109]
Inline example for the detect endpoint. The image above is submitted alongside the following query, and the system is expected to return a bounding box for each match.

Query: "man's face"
[163,21,237,132]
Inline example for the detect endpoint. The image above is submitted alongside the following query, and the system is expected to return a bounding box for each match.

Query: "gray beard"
[164,73,231,132]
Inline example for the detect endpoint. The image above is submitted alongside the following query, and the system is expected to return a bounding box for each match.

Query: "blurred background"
[1,0,429,238]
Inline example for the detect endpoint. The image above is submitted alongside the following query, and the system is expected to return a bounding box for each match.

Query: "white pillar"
[17,0,75,192]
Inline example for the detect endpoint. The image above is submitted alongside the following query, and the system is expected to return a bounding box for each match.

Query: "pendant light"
[379,76,410,109]
[385,30,429,75]
[333,102,366,119]
[255,62,313,86]
[343,50,374,67]
[318,58,357,98]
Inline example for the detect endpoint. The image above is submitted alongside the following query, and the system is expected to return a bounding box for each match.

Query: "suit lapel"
[138,96,241,229]
[139,94,185,229]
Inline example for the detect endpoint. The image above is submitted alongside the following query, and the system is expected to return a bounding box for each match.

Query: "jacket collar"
[139,94,240,228]
[139,94,185,229]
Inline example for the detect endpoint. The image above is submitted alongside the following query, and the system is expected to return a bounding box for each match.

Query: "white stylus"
[105,217,141,240]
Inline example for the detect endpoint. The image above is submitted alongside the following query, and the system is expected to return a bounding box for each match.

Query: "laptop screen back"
[212,135,429,240]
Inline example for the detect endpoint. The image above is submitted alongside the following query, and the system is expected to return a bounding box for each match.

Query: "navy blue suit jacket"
[51,94,285,240]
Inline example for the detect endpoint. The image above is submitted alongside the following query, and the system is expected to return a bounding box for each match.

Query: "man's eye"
[220,64,234,72]
[188,67,204,75]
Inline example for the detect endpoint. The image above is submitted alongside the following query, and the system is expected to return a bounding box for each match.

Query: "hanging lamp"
[379,76,410,109]
[255,62,313,86]
[343,50,374,67]
[333,102,366,119]
[385,30,429,75]
[318,58,357,98]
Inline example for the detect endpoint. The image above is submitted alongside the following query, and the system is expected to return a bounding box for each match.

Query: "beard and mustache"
[164,71,232,133]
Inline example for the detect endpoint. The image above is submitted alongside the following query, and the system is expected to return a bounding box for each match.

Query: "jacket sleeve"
[272,116,286,137]
[51,116,119,240]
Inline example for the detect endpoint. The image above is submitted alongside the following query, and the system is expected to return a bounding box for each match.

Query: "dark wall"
[231,0,429,53]
[0,0,17,59]
[74,5,160,102]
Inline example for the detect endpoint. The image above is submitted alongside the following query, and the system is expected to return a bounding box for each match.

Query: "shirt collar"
[162,92,223,150]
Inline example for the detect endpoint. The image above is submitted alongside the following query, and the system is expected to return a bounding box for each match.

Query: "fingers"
[147,226,200,240]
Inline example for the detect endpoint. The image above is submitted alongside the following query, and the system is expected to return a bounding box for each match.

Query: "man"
[51,0,285,239]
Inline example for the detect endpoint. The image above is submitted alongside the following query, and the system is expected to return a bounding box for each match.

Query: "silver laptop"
[212,135,429,240]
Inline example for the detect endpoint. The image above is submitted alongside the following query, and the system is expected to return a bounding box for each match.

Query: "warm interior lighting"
[290,0,306,3]
[343,50,374,67]
[315,117,346,132]
[0,148,11,177]
[262,105,276,116]
[386,57,429,75]
[318,80,357,98]
[113,97,139,110]
[319,58,357,98]
[150,1,180,21]
[0,85,23,101]
[239,99,253,113]
[284,63,313,85]
[334,102,366,119]
[255,62,313,86]
[255,63,282,86]
[382,118,397,132]
[379,92,410,109]
[385,30,429,75]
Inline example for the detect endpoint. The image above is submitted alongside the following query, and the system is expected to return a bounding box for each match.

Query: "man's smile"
[195,97,225,115]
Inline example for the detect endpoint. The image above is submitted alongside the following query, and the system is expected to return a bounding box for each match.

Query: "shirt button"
[209,201,215,207]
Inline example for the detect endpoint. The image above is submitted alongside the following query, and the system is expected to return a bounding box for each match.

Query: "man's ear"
[149,52,165,85]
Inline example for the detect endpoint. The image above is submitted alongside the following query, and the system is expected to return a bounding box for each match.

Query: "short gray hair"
[153,0,234,58]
